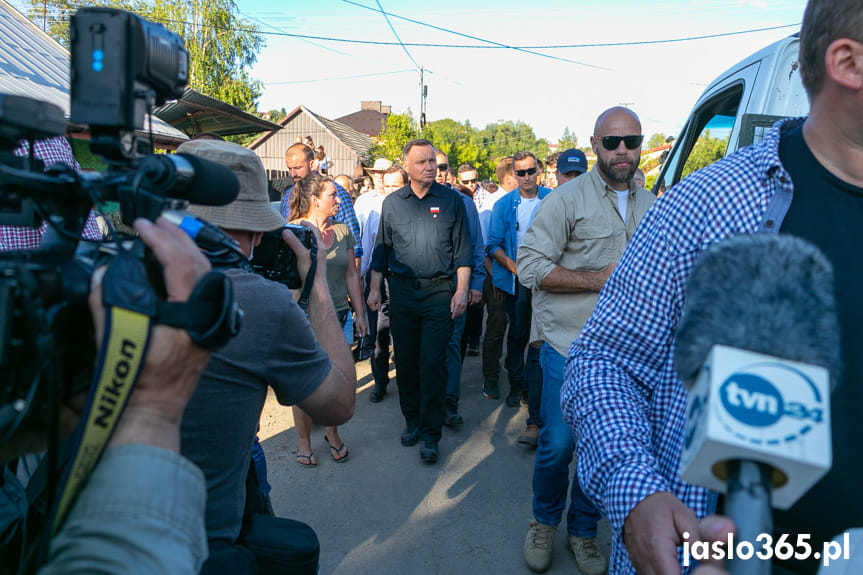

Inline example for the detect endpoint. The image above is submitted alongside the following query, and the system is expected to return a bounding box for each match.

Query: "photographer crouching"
[176,139,356,575]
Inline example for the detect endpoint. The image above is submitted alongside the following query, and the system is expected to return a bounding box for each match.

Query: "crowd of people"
[0,0,860,573]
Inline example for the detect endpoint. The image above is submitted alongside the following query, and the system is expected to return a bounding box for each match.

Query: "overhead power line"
[38,14,799,51]
[341,0,611,70]
[373,0,419,69]
[264,69,416,85]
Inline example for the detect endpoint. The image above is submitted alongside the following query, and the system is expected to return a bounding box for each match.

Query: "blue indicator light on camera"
[92,49,104,72]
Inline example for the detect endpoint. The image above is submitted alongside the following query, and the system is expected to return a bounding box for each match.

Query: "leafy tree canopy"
[648,133,668,149]
[372,114,551,182]
[25,0,265,111]
[681,130,727,179]
[557,126,578,151]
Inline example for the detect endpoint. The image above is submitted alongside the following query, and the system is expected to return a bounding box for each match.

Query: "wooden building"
[249,105,375,181]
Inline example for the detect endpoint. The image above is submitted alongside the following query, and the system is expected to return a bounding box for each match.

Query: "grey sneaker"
[566,535,608,575]
[524,521,556,572]
[482,379,500,400]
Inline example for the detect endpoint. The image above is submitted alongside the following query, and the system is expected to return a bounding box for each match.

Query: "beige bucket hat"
[177,139,286,232]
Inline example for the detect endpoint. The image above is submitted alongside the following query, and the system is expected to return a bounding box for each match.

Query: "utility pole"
[419,66,427,133]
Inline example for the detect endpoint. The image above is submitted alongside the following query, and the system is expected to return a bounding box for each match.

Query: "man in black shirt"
[368,139,472,463]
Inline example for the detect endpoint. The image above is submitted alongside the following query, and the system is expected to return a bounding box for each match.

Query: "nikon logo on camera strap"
[48,305,151,535]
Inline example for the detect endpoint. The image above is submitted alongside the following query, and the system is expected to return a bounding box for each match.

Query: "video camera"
[0,8,242,455]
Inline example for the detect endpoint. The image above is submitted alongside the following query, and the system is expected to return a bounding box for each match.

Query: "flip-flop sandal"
[296,452,317,468]
[324,435,349,463]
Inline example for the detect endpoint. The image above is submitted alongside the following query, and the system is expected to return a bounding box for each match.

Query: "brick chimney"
[361,100,382,112]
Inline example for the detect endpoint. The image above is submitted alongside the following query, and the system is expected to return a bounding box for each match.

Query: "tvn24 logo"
[717,362,825,445]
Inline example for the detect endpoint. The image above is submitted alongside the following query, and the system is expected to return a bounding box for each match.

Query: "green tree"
[425,118,494,180]
[557,126,578,151]
[371,115,550,181]
[648,133,667,149]
[370,110,422,164]
[681,130,727,179]
[25,0,264,111]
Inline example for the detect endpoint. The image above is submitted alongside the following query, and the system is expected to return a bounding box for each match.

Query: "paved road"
[259,347,612,574]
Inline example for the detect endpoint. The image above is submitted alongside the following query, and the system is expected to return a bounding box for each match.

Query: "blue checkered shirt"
[280,181,362,258]
[563,118,800,574]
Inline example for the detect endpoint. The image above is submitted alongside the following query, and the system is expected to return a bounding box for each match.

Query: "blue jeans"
[445,311,467,411]
[532,343,601,536]
[506,281,542,426]
[251,433,271,496]
[337,309,353,344]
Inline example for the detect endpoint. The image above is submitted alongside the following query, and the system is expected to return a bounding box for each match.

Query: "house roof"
[249,105,375,164]
[153,88,282,137]
[0,0,187,146]
[334,109,387,137]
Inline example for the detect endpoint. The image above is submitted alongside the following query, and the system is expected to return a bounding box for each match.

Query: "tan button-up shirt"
[517,167,655,357]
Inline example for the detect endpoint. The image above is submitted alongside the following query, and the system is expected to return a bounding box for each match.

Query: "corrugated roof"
[0,0,70,115]
[307,108,375,164]
[153,88,282,137]
[248,105,376,165]
[0,0,187,145]
[334,109,387,137]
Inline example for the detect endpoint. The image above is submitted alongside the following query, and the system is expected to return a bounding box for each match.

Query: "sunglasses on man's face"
[437,163,449,171]
[460,178,478,185]
[514,167,538,177]
[598,135,644,151]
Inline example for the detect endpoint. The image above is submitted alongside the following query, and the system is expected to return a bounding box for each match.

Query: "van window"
[655,84,744,195]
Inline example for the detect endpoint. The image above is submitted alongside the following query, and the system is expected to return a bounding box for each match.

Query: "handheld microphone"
[137,153,239,206]
[675,233,841,575]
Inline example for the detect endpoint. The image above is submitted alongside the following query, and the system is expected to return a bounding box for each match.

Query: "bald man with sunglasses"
[515,107,654,574]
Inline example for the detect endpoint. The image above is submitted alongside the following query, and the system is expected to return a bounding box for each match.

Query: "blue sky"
[238,0,808,144]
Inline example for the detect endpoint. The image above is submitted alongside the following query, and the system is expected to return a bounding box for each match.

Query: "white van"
[653,35,809,196]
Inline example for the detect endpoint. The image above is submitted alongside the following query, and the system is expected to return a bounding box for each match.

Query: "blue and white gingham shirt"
[563,118,800,574]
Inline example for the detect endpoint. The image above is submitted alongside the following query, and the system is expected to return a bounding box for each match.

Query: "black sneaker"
[466,344,480,357]
[505,392,520,407]
[444,409,464,426]
[482,380,500,400]
[369,384,387,403]
[420,440,439,463]
[401,427,420,446]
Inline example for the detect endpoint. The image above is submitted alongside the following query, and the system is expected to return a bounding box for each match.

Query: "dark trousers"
[461,300,483,353]
[388,275,454,442]
[482,275,508,384]
[505,281,542,426]
[364,270,390,387]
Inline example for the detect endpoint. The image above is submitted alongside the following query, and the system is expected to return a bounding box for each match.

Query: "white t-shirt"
[478,189,508,246]
[516,196,541,247]
[615,190,629,223]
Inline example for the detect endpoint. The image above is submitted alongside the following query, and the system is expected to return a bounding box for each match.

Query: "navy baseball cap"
[556,148,587,175]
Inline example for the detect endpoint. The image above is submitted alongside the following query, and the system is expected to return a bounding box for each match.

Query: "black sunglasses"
[437,163,449,171]
[460,177,478,184]
[514,167,538,177]
[598,135,643,151]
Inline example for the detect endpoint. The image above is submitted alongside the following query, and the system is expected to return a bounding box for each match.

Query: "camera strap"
[46,253,155,537]
[296,234,318,312]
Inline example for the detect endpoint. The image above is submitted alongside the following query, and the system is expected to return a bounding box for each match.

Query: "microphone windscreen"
[176,153,239,206]
[674,233,841,388]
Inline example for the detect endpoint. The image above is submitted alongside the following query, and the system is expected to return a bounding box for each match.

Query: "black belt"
[390,273,453,289]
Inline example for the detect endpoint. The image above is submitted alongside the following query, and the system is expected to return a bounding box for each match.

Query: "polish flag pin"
[430,207,440,217]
